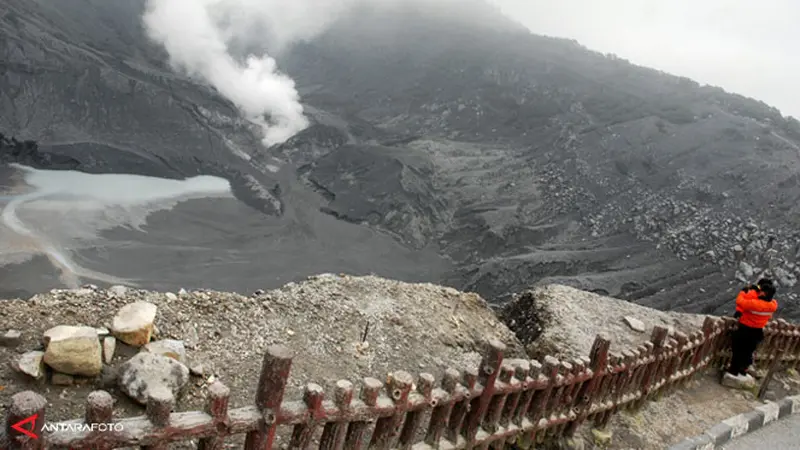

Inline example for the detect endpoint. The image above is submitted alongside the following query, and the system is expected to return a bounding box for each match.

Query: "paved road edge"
[666,394,800,449]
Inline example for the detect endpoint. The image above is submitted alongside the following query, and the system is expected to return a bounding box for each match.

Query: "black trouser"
[727,323,764,376]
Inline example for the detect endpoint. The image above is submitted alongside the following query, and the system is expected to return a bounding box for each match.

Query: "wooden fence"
[2,316,800,450]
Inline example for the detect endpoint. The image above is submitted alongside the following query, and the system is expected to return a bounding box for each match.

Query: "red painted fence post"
[425,368,460,447]
[245,344,293,450]
[368,371,414,450]
[462,339,506,449]
[198,381,231,450]
[3,391,47,450]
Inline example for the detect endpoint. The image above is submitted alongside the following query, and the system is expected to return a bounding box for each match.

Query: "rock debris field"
[500,284,708,360]
[0,274,527,423]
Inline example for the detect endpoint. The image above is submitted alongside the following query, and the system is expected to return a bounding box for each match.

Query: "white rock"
[118,353,190,404]
[1,329,22,347]
[108,285,129,297]
[143,339,187,364]
[623,316,646,333]
[71,288,95,297]
[111,302,158,347]
[190,364,205,376]
[774,267,797,288]
[43,325,103,376]
[15,351,45,379]
[722,372,757,390]
[165,292,178,301]
[96,327,110,337]
[184,327,199,350]
[739,261,755,279]
[103,337,117,364]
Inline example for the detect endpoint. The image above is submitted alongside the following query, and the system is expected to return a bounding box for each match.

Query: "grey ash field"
[2,0,800,320]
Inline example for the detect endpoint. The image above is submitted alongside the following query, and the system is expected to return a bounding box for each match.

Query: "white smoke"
[142,0,488,147]
[142,0,355,147]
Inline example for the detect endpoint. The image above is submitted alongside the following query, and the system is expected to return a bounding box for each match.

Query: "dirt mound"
[499,284,709,360]
[0,274,525,422]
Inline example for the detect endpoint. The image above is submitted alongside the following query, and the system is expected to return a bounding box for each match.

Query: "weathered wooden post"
[83,390,116,450]
[368,370,414,450]
[634,326,669,408]
[245,344,293,450]
[758,347,784,401]
[513,360,541,426]
[398,373,434,449]
[198,381,231,450]
[718,318,738,372]
[4,391,47,450]
[790,324,800,370]
[289,383,324,449]
[446,367,477,443]
[483,363,514,448]
[500,360,528,429]
[496,361,527,448]
[142,385,175,450]
[344,378,383,449]
[462,339,505,449]
[320,380,354,450]
[564,357,590,411]
[516,355,559,449]
[566,335,610,436]
[757,326,775,371]
[425,369,460,447]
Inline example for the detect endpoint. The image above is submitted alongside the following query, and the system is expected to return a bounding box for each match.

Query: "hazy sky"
[492,0,800,119]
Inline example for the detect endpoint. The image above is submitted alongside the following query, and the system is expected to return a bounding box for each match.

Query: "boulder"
[739,261,755,279]
[15,351,45,379]
[142,339,187,364]
[111,301,158,347]
[118,353,190,404]
[623,316,646,333]
[0,329,22,347]
[190,363,205,377]
[722,372,757,390]
[108,285,129,297]
[774,267,797,288]
[43,325,103,377]
[591,429,613,446]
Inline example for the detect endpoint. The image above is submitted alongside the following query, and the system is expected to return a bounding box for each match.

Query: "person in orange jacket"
[727,278,778,377]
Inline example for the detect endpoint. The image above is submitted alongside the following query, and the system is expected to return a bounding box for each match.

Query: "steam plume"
[142,0,350,146]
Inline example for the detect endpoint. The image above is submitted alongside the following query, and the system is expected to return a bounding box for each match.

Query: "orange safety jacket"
[735,289,778,329]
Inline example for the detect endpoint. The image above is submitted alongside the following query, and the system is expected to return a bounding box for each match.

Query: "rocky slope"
[0,277,720,430]
[2,0,800,319]
[5,277,794,450]
[0,275,525,423]
[499,284,707,361]
[272,3,800,318]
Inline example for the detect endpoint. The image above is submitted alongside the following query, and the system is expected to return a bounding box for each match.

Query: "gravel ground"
[602,370,800,449]
[0,274,525,423]
[500,284,708,360]
[2,277,798,450]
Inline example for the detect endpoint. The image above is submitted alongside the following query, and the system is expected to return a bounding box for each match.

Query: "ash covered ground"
[2,0,800,319]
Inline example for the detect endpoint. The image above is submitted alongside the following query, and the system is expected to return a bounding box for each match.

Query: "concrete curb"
[666,394,800,449]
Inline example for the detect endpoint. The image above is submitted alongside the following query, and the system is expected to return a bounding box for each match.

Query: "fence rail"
[3,316,800,450]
